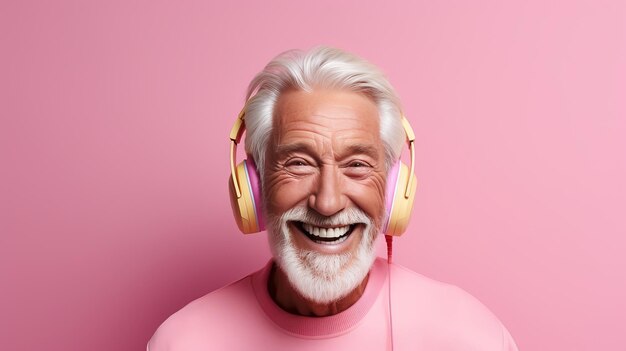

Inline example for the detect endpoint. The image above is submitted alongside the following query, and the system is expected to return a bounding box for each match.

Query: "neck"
[267,262,369,317]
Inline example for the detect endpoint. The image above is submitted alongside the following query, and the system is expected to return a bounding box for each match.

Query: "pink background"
[2,1,625,350]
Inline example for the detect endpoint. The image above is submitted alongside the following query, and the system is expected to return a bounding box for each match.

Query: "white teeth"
[323,228,331,237]
[301,223,350,238]
[303,223,313,235]
[318,227,326,237]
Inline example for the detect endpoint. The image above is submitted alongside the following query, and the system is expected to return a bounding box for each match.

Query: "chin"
[267,207,379,304]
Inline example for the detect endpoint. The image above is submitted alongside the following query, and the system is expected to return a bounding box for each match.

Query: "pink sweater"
[148,258,518,350]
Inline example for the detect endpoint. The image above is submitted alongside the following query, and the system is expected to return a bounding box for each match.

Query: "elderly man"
[148,47,518,350]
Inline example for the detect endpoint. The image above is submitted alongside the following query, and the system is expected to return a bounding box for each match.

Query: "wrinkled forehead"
[271,89,382,145]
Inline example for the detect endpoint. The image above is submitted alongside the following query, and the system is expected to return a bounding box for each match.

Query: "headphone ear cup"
[228,159,264,234]
[384,161,417,236]
[245,159,265,231]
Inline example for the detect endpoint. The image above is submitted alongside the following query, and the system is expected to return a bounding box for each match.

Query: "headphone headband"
[229,109,246,198]
[400,117,416,199]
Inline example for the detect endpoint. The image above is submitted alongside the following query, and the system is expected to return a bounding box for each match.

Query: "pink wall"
[2,1,625,350]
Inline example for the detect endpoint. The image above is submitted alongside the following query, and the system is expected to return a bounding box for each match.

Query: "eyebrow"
[274,142,380,160]
[274,142,314,157]
[341,144,380,160]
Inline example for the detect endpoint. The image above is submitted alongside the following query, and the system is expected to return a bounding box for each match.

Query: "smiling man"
[264,88,386,316]
[148,47,518,350]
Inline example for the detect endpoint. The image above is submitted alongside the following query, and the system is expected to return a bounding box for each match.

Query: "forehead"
[272,89,381,147]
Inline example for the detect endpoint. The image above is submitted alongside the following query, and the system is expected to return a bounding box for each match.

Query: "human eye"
[284,158,315,175]
[348,160,371,168]
[343,160,373,177]
[285,158,309,167]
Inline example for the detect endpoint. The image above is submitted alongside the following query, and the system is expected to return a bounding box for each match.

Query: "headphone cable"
[385,235,395,351]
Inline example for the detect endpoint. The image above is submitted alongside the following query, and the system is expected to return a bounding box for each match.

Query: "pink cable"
[385,235,393,263]
[385,235,394,350]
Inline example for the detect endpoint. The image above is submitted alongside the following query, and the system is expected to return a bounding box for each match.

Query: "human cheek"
[348,172,387,223]
[264,171,314,215]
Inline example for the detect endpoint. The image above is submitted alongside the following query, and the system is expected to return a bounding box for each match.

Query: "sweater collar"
[251,257,387,338]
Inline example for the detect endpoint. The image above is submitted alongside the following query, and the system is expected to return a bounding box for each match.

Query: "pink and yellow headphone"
[228,108,417,236]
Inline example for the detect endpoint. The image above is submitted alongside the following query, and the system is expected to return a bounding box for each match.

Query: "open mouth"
[292,221,358,245]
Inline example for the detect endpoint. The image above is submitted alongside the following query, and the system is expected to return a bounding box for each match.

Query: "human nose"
[308,165,347,217]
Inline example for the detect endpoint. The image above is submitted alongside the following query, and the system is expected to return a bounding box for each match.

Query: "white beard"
[267,206,379,304]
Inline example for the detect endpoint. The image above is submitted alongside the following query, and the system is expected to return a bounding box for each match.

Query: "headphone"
[228,108,417,237]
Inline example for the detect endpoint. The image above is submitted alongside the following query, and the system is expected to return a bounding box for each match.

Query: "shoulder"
[390,263,495,316]
[147,274,260,351]
[389,263,518,350]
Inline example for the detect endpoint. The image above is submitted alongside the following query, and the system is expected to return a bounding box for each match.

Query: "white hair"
[243,46,406,177]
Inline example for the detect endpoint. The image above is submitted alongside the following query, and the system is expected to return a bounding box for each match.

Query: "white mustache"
[277,206,373,229]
